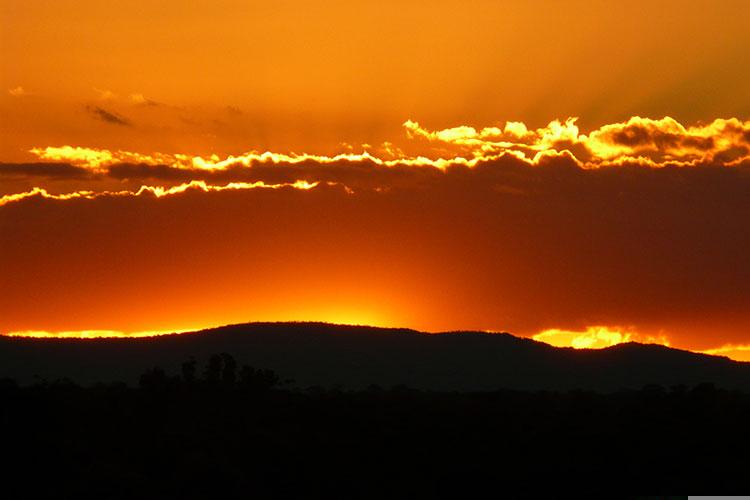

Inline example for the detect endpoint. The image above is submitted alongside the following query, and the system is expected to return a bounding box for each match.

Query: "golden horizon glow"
[533,326,750,362]
[533,326,673,350]
[3,328,196,339]
[700,344,750,363]
[4,323,749,363]
[0,316,394,340]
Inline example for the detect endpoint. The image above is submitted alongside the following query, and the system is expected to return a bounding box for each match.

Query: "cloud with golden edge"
[6,115,750,209]
[28,145,479,172]
[0,180,319,207]
[403,116,750,168]
[23,116,750,179]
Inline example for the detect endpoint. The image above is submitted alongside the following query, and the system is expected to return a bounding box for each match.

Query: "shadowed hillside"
[1,322,748,391]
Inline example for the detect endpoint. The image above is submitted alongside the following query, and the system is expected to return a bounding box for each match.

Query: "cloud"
[129,93,161,106]
[28,145,171,172]
[585,117,750,164]
[0,179,318,207]
[0,162,92,179]
[93,88,117,100]
[8,86,29,97]
[404,116,750,168]
[91,89,163,106]
[85,105,132,126]
[225,105,243,116]
[11,115,750,201]
[24,116,750,183]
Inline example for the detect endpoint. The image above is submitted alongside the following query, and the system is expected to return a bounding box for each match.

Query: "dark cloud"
[607,124,715,150]
[0,162,92,179]
[137,98,162,107]
[105,159,443,189]
[85,105,132,126]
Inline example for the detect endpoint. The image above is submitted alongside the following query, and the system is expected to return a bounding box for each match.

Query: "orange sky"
[1,1,750,359]
[3,0,750,159]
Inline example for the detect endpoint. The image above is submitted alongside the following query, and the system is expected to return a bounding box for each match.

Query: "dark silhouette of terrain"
[1,322,748,391]
[1,353,747,497]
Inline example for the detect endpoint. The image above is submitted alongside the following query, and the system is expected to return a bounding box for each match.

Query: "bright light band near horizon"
[2,325,749,362]
[2,329,197,339]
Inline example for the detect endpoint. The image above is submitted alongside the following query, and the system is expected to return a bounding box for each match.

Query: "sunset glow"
[3,117,750,358]
[534,326,639,350]
[5,322,750,363]
[533,326,678,350]
[2,0,750,363]
[4,4,750,496]
[3,329,196,339]
[700,345,750,363]
[6,323,750,364]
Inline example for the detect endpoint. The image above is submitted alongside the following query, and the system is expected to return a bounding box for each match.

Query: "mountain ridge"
[1,321,747,391]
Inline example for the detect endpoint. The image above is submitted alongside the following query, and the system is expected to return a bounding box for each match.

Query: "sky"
[2,0,750,359]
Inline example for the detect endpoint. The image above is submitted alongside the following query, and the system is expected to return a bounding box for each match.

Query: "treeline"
[1,354,748,498]
[138,353,283,393]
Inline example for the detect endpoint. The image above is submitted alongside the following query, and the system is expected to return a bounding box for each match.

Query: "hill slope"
[1,322,748,391]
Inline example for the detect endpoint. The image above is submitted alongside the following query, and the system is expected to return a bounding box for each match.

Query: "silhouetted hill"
[1,322,748,391]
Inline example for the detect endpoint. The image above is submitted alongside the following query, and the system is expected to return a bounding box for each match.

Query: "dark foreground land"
[2,354,748,498]
[2,323,749,497]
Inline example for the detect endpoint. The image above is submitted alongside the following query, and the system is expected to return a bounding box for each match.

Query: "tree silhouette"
[203,354,222,385]
[181,356,197,386]
[220,353,237,386]
[139,366,170,392]
[239,365,280,392]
